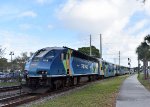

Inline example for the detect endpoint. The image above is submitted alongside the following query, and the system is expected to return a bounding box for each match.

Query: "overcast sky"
[0,0,150,67]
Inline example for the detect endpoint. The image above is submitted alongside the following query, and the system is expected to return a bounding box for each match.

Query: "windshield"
[43,50,55,62]
[35,49,49,57]
[32,57,41,62]
[32,49,49,62]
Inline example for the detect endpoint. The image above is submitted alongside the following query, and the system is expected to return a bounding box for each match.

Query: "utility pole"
[90,34,92,56]
[119,51,120,66]
[138,57,140,76]
[9,51,14,71]
[9,52,14,62]
[100,34,102,59]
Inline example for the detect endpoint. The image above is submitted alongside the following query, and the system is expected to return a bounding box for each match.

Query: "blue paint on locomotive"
[25,47,99,78]
[25,47,67,77]
[71,57,98,75]
[102,61,116,77]
[70,57,74,75]
[119,66,127,75]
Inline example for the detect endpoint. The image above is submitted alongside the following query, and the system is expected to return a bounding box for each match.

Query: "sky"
[0,0,150,67]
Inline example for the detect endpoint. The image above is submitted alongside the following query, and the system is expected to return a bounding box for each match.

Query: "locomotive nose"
[36,70,48,80]
[37,71,48,75]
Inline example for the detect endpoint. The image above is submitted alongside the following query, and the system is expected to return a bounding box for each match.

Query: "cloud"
[47,24,53,29]
[0,5,18,16]
[144,0,150,16]
[18,11,37,18]
[0,5,20,21]
[18,23,42,31]
[0,5,37,21]
[127,19,149,34]
[57,0,141,33]
[36,0,46,4]
[19,24,32,30]
[56,0,148,67]
[34,0,52,5]
[0,30,43,61]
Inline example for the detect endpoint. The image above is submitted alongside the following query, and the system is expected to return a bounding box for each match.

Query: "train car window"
[64,53,66,60]
[61,53,64,60]
[46,51,55,58]
[35,49,49,57]
[43,50,55,62]
[72,50,98,63]
[32,57,40,62]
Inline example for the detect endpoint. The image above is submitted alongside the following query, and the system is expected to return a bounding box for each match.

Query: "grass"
[138,73,150,91]
[0,81,21,87]
[32,75,128,107]
[0,78,24,87]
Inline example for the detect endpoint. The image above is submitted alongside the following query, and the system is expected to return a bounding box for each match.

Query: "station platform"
[116,74,150,107]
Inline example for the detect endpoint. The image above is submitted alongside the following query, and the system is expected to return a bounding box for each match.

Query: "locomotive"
[24,47,128,93]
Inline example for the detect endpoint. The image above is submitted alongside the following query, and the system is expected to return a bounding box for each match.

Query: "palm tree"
[136,41,150,79]
[145,34,150,45]
[144,34,150,79]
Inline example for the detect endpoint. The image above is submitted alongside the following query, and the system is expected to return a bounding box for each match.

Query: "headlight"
[45,71,47,74]
[42,71,44,74]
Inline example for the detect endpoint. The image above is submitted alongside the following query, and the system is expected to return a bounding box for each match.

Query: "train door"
[61,49,73,76]
[99,60,104,76]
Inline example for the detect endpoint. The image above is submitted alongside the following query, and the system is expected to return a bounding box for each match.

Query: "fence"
[0,73,24,87]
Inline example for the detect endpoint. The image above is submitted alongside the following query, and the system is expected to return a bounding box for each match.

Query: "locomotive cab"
[25,48,56,77]
[24,48,64,92]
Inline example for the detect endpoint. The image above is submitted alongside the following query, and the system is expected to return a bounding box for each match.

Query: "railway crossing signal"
[128,58,131,74]
[128,58,131,66]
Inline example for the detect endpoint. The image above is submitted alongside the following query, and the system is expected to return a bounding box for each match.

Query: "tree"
[0,46,7,72]
[145,34,150,45]
[136,36,150,79]
[0,46,5,58]
[78,46,100,58]
[0,58,8,72]
[30,52,34,57]
[13,52,28,71]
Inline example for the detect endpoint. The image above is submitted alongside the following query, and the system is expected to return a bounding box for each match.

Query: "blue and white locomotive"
[24,47,128,93]
[24,47,100,92]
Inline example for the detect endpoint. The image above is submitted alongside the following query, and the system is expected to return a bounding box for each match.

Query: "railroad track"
[0,82,91,107]
[0,93,37,107]
[0,77,118,107]
[0,85,21,93]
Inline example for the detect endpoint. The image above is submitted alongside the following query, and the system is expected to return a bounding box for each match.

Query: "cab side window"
[61,53,66,60]
[64,53,66,59]
[43,50,55,62]
[61,53,64,60]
